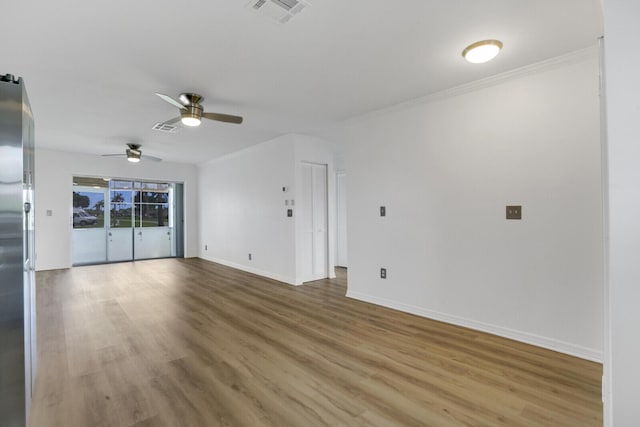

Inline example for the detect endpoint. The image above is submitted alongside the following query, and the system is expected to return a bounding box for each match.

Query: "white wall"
[34,149,198,270]
[602,0,640,424]
[198,135,298,284]
[339,50,604,361]
[197,133,337,285]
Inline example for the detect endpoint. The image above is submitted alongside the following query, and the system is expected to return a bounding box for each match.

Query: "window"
[72,191,104,228]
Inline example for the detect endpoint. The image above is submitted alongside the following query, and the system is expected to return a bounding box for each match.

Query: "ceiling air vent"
[152,122,179,133]
[246,0,312,24]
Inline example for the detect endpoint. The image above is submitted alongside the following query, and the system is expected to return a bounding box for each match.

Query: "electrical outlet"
[248,253,252,261]
[506,205,522,220]
[204,244,208,251]
[380,206,386,217]
[380,268,387,279]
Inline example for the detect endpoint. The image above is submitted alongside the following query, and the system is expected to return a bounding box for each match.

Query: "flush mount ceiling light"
[462,39,503,64]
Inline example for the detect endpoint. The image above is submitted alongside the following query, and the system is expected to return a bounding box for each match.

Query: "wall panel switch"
[380,206,386,217]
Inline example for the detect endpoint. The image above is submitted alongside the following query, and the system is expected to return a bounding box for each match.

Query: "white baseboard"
[346,290,603,363]
[202,256,297,286]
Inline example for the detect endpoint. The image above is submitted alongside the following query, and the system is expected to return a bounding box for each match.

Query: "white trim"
[346,290,603,363]
[343,46,599,126]
[202,256,298,286]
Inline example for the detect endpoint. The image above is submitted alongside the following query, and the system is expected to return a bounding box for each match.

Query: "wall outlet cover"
[506,205,522,220]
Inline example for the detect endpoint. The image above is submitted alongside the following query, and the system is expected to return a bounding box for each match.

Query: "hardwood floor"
[30,258,602,426]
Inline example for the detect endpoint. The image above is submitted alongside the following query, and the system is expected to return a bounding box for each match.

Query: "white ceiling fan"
[155,92,243,127]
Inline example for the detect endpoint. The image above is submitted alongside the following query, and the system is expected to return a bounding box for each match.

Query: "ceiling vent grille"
[152,122,179,133]
[246,0,311,24]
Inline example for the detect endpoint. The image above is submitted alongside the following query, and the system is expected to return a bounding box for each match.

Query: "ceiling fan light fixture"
[126,148,141,163]
[155,92,243,127]
[180,105,203,127]
[181,116,201,127]
[462,39,503,64]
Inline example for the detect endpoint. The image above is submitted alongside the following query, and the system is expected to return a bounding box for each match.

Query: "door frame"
[335,171,347,268]
[71,177,184,266]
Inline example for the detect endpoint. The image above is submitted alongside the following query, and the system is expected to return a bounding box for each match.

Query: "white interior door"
[301,162,328,282]
[336,172,348,267]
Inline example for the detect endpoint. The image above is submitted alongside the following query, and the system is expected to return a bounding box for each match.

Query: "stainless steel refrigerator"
[0,73,37,426]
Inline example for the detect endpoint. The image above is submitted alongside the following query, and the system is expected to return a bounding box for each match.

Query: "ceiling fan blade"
[161,116,182,126]
[202,112,243,124]
[143,154,163,162]
[155,93,186,110]
[101,154,126,157]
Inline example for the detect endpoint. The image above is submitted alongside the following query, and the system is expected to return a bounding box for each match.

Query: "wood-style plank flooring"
[30,258,602,426]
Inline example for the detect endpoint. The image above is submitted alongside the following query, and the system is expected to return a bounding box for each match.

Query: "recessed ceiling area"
[3,0,602,164]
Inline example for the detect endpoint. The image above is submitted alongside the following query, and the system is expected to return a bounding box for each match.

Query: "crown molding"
[343,45,599,126]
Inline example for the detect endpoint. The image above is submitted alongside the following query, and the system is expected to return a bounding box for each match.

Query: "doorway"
[300,162,329,282]
[72,177,182,265]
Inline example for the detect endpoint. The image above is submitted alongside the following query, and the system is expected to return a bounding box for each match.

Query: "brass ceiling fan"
[102,143,162,163]
[155,92,243,127]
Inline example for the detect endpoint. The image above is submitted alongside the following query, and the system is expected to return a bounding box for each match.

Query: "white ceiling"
[3,0,602,164]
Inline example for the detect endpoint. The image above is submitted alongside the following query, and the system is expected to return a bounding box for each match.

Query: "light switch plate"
[506,205,522,220]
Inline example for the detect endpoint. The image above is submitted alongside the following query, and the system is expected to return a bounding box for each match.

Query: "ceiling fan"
[155,92,243,127]
[102,143,162,163]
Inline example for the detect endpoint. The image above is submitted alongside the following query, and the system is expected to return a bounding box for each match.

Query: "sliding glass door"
[72,177,181,265]
[133,182,172,259]
[108,180,134,262]
[72,183,108,264]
